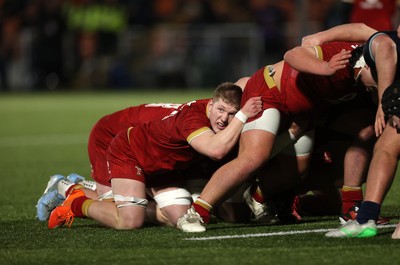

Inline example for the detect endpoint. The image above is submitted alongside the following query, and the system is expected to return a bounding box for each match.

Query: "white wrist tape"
[235,110,248,123]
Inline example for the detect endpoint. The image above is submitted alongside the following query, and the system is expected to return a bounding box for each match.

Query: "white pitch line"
[184,224,397,241]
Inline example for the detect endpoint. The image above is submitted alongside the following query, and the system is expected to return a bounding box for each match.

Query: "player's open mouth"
[217,122,226,129]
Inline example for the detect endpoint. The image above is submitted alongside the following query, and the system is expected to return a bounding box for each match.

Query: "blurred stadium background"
[3,0,396,92]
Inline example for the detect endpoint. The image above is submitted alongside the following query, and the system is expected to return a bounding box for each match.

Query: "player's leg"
[192,129,277,224]
[214,182,252,223]
[326,124,400,238]
[183,108,282,227]
[358,124,400,219]
[245,130,314,223]
[150,186,192,226]
[36,173,98,221]
[48,178,147,229]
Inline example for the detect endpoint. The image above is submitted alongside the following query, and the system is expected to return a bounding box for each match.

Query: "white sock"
[57,179,75,198]
[78,180,97,191]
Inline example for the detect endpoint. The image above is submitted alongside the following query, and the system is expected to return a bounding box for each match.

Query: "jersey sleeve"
[175,102,212,143]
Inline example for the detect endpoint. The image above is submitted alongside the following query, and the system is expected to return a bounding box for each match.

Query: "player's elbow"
[356,23,378,36]
[357,23,371,31]
[283,48,298,63]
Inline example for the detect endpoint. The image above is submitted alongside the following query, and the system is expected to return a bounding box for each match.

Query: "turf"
[1,91,399,265]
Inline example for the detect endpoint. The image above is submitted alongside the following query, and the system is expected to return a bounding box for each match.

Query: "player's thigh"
[239,129,276,167]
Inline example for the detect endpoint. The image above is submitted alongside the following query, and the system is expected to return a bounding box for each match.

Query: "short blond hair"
[213,82,242,111]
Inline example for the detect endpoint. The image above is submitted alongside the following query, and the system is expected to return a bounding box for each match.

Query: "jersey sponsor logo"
[360,0,383,9]
[145,103,182,109]
[161,100,197,120]
[135,166,143,176]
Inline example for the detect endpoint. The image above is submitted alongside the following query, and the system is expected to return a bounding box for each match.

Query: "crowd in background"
[0,0,397,91]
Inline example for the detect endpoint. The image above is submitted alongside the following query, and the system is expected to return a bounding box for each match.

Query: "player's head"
[382,80,400,130]
[212,82,242,110]
[350,45,377,92]
[207,82,242,133]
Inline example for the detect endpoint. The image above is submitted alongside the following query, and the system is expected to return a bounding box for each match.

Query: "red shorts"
[107,129,146,183]
[241,67,287,122]
[107,129,192,187]
[88,122,115,187]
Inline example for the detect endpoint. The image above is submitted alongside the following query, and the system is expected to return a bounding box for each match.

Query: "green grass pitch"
[1,90,399,265]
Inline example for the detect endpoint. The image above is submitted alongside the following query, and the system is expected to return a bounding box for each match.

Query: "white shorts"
[242,108,313,157]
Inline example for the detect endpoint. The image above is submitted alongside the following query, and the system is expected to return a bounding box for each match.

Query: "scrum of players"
[36,23,400,239]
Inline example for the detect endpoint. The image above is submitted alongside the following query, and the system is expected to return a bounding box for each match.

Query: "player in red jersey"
[37,100,247,226]
[184,39,380,229]
[341,0,399,31]
[88,103,183,191]
[47,82,262,232]
[36,102,185,221]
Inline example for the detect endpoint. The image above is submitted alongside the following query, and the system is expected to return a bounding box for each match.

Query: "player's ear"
[207,99,214,108]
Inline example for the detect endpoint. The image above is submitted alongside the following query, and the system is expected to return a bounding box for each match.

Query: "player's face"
[208,99,238,133]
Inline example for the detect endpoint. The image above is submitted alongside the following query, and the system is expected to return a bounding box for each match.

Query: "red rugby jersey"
[242,41,363,121]
[126,99,211,175]
[350,0,397,31]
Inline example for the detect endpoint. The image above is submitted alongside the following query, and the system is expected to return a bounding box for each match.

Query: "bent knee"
[115,218,145,230]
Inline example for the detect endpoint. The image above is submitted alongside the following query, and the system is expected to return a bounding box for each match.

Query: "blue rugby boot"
[66,173,85,184]
[67,173,96,191]
[36,174,67,221]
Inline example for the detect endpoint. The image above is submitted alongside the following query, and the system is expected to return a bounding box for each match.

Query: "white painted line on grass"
[184,224,397,241]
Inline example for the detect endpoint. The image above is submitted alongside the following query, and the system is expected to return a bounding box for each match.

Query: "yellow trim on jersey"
[187,127,212,144]
[263,66,276,88]
[315,45,323,60]
[127,127,134,144]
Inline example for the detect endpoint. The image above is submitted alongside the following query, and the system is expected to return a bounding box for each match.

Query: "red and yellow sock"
[341,186,363,214]
[66,186,93,218]
[251,184,265,203]
[192,198,212,224]
[66,184,84,197]
[70,195,94,218]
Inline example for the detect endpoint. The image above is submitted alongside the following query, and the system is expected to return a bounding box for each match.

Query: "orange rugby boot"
[48,189,85,229]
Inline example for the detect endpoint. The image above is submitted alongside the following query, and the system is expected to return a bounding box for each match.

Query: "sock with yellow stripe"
[71,196,94,218]
[192,198,212,224]
[65,184,84,197]
[251,184,265,203]
[341,186,363,215]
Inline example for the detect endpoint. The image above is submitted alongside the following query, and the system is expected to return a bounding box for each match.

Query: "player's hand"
[323,49,351,76]
[375,105,386,136]
[241,96,262,118]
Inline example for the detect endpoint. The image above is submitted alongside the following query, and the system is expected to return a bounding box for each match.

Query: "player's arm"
[234,77,250,90]
[373,34,397,99]
[371,34,398,135]
[301,23,377,46]
[190,97,262,160]
[284,45,351,76]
